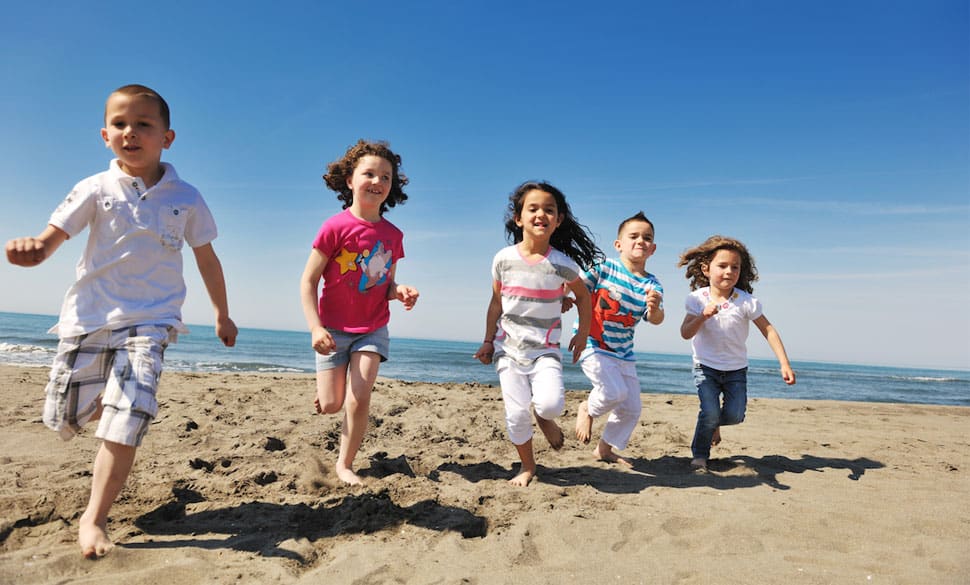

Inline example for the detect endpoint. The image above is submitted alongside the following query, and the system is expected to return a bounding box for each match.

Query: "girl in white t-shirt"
[474,181,601,486]
[678,235,796,471]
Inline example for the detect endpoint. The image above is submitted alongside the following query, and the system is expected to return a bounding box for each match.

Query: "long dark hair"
[504,181,603,270]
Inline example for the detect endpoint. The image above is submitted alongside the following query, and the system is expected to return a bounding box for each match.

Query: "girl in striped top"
[474,181,602,486]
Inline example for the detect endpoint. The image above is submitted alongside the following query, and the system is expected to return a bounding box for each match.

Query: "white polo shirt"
[685,287,763,371]
[48,160,217,337]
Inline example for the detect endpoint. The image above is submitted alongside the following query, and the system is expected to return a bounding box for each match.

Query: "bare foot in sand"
[78,515,113,559]
[711,427,721,446]
[509,467,536,487]
[574,401,592,444]
[535,415,564,450]
[690,457,708,472]
[594,440,633,467]
[335,463,363,486]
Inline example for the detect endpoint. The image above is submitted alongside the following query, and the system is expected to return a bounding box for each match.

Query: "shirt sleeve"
[49,180,97,238]
[184,194,218,248]
[684,292,703,316]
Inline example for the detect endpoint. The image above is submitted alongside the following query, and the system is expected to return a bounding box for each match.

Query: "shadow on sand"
[130,486,486,564]
[437,453,885,494]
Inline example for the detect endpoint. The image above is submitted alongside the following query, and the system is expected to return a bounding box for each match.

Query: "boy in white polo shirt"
[5,84,237,559]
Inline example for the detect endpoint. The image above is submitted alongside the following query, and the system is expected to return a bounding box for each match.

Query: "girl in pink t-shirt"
[299,139,419,486]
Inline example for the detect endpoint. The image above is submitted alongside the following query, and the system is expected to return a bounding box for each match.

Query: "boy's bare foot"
[594,440,633,467]
[711,427,721,446]
[574,401,593,444]
[508,468,536,487]
[535,415,564,450]
[78,516,113,559]
[334,464,363,486]
[313,397,324,414]
[690,457,708,472]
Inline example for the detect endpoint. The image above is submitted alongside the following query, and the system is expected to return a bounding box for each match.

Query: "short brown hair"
[107,84,171,129]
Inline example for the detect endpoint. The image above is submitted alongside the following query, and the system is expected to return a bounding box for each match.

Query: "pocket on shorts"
[46,339,82,397]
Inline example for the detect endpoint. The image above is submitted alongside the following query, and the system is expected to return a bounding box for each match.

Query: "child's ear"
[101,128,110,147]
[163,129,175,149]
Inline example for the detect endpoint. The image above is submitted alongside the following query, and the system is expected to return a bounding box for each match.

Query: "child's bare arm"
[300,249,335,354]
[566,279,591,363]
[754,314,796,385]
[474,281,503,365]
[680,303,718,339]
[384,264,419,310]
[192,243,238,347]
[645,289,664,325]
[5,225,69,267]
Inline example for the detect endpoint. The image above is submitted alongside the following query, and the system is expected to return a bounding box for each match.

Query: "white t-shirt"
[685,287,763,371]
[491,245,581,365]
[48,160,217,337]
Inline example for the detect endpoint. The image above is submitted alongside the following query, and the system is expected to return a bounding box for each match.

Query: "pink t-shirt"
[312,209,404,333]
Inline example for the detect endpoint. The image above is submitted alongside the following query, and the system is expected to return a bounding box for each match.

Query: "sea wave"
[0,342,54,355]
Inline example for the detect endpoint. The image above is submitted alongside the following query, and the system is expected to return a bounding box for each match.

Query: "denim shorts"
[314,326,389,371]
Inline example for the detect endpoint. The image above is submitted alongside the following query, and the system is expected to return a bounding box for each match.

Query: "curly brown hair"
[677,235,759,293]
[322,139,409,215]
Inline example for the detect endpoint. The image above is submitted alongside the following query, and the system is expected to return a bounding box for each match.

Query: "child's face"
[347,155,393,211]
[703,248,742,293]
[101,93,174,179]
[515,189,563,242]
[614,220,656,265]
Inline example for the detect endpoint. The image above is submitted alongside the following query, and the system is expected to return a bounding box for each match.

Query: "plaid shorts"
[43,324,175,447]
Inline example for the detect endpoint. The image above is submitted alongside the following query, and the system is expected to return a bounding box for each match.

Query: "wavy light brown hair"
[323,139,409,215]
[677,235,759,293]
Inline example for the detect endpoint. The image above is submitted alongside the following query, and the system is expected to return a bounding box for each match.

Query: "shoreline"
[1,365,968,584]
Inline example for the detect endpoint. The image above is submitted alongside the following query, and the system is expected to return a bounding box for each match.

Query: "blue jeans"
[690,364,747,459]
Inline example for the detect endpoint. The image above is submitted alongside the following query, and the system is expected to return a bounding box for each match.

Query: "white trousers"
[496,356,565,445]
[581,352,642,450]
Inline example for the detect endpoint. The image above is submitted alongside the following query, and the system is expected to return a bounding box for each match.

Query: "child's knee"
[533,395,565,420]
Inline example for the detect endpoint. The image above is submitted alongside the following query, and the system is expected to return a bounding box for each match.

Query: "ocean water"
[1,311,967,406]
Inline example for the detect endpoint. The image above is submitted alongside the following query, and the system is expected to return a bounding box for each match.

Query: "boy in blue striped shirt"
[573,211,664,464]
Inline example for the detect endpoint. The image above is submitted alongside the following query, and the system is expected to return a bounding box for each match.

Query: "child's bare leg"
[79,440,136,558]
[711,427,721,446]
[334,352,380,486]
[593,439,633,467]
[315,368,347,415]
[510,438,537,486]
[574,400,593,444]
[534,413,564,450]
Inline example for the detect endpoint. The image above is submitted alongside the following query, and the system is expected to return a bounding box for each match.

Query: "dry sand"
[1,364,967,584]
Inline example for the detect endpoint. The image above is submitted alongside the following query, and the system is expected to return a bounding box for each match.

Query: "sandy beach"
[0,364,967,584]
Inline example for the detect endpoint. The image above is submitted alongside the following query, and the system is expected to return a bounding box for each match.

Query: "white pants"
[581,352,642,450]
[497,356,565,445]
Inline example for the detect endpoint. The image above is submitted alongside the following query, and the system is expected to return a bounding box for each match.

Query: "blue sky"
[1,1,967,370]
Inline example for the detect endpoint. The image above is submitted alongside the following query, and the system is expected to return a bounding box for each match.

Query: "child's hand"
[567,333,587,363]
[474,341,494,365]
[311,326,336,355]
[561,295,575,313]
[780,365,796,385]
[702,302,720,318]
[395,285,419,310]
[216,316,238,347]
[645,289,662,313]
[6,237,50,267]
